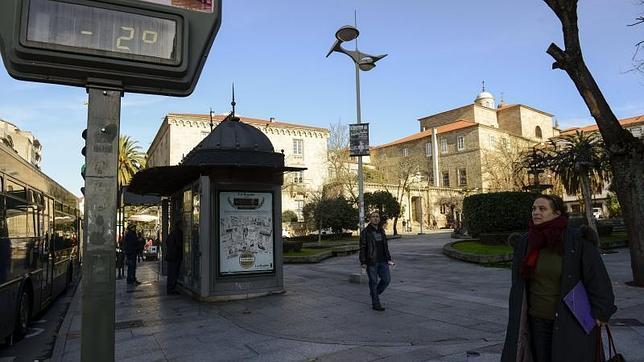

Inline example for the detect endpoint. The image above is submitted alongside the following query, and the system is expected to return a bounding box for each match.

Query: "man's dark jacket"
[165,228,183,262]
[122,230,139,256]
[359,223,391,265]
[501,226,616,362]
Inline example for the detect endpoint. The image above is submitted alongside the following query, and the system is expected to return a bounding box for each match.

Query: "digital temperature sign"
[0,0,222,96]
[25,0,180,64]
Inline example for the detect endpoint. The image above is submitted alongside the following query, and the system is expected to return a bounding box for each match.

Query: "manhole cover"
[610,319,643,327]
[115,320,144,329]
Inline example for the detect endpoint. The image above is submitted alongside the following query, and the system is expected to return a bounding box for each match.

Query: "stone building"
[369,90,558,230]
[0,118,42,168]
[146,113,329,220]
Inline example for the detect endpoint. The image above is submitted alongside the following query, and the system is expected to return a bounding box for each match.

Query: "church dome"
[474,91,495,109]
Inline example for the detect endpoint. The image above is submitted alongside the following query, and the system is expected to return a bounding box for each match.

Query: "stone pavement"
[53,232,644,361]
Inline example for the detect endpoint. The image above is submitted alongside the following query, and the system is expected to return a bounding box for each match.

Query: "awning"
[127,165,201,196]
[127,164,306,197]
[128,214,158,223]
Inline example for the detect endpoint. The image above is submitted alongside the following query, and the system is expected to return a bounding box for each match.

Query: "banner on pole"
[349,123,370,157]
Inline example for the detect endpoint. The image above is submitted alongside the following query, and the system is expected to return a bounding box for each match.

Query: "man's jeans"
[367,262,391,306]
[126,255,137,283]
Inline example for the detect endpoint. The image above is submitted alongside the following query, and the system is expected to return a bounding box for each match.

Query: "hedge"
[463,192,540,237]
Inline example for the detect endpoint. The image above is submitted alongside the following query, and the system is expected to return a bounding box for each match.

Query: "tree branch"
[547,43,568,70]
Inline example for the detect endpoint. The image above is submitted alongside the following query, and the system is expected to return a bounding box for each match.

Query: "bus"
[0,142,81,344]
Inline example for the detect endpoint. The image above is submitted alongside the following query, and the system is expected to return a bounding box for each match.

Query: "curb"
[283,250,333,263]
[51,281,82,362]
[442,241,513,264]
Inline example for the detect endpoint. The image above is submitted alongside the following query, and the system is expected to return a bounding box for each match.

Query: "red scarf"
[520,215,568,279]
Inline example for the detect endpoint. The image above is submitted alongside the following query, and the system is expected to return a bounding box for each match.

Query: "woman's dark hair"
[535,194,569,218]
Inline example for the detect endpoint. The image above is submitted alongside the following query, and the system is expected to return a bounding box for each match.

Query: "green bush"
[463,192,539,237]
[282,210,299,223]
[283,240,303,253]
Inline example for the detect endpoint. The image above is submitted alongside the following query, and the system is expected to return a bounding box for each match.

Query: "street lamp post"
[326,25,386,231]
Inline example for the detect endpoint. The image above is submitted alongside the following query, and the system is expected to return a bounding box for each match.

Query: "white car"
[592,208,603,219]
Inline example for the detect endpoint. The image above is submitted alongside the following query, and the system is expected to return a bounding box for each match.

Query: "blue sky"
[0,0,642,196]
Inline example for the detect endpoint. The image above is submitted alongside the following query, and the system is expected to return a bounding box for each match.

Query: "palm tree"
[544,131,608,232]
[118,135,146,186]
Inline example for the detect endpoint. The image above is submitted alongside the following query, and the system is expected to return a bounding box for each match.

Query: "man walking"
[123,224,141,285]
[166,221,183,295]
[359,211,394,311]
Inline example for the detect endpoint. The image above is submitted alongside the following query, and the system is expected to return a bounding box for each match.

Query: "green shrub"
[283,240,303,253]
[463,192,539,237]
[282,210,299,223]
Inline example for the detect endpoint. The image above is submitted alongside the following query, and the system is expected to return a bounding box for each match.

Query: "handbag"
[596,324,626,362]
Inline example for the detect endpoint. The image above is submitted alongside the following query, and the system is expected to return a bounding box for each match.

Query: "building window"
[488,135,496,147]
[293,171,304,183]
[295,200,305,220]
[293,139,304,157]
[440,138,448,153]
[402,148,409,157]
[458,168,467,186]
[425,142,432,157]
[535,126,543,139]
[457,136,465,151]
[442,171,450,187]
[630,126,642,138]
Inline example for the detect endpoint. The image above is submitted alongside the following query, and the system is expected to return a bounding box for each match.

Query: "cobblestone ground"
[54,232,644,361]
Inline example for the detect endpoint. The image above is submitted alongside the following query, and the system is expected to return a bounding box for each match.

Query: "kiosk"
[128,112,304,300]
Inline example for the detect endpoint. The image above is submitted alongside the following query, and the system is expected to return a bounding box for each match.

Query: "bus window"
[0,195,9,284]
[6,197,27,238]
[6,180,26,200]
[54,211,76,251]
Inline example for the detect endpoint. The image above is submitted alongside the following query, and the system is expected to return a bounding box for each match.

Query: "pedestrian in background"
[166,221,183,295]
[115,240,125,279]
[123,224,141,285]
[359,211,394,311]
[137,232,145,263]
[502,194,616,362]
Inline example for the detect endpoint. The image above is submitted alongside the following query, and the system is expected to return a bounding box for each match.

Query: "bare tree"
[629,1,644,73]
[481,137,532,191]
[326,121,358,203]
[544,0,644,286]
[370,148,426,234]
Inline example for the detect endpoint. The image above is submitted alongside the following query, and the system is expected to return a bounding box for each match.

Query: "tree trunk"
[580,173,597,234]
[544,0,644,286]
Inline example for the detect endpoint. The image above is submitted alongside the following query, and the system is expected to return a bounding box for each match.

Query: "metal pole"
[419,186,424,234]
[355,62,365,231]
[81,87,120,362]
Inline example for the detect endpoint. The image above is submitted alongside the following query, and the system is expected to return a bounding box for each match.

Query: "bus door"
[40,198,55,304]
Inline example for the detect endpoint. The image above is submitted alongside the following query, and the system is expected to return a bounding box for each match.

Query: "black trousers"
[167,260,181,293]
[530,316,554,362]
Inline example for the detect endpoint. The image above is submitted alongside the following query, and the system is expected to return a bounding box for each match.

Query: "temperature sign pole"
[0,1,222,360]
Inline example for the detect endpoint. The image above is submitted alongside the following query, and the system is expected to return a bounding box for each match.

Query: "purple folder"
[563,281,596,334]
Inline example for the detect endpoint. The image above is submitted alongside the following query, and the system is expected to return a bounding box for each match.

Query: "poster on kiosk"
[219,192,275,275]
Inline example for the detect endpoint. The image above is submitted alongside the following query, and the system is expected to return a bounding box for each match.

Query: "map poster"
[219,191,274,275]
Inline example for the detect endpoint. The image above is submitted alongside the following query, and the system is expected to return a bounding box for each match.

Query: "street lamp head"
[358,57,375,71]
[335,25,359,42]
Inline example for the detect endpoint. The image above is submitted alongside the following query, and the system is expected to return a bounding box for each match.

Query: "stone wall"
[419,105,475,131]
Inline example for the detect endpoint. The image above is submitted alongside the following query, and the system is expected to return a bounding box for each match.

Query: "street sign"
[349,123,370,157]
[0,0,222,96]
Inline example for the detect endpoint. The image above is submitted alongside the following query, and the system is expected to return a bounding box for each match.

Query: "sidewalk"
[53,233,644,361]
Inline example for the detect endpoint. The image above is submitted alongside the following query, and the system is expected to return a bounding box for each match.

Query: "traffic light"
[81,129,87,180]
[0,0,222,96]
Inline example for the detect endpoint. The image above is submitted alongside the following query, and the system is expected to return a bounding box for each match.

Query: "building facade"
[369,90,558,230]
[146,113,330,220]
[0,119,42,168]
[558,115,644,217]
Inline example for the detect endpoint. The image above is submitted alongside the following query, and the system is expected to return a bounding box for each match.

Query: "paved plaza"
[53,232,644,361]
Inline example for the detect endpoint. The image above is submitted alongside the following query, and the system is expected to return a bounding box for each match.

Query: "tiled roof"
[559,115,644,135]
[373,120,477,149]
[166,113,329,133]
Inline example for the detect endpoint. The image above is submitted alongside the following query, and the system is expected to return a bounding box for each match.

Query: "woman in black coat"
[501,194,616,362]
